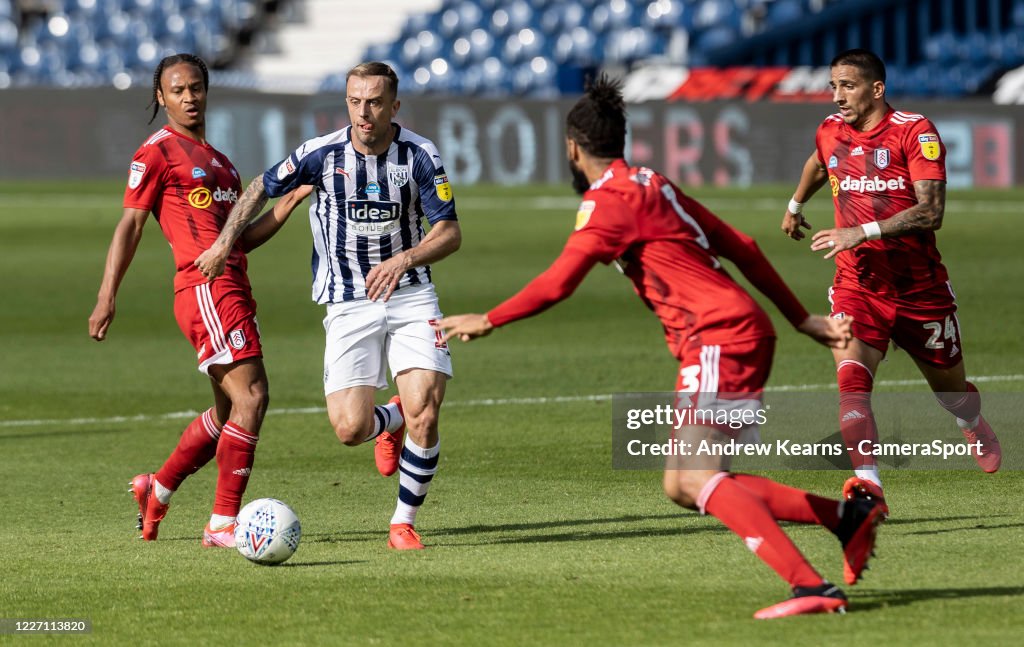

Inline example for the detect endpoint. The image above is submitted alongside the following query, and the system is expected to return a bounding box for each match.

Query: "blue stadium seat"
[693,0,739,31]
[502,27,547,65]
[766,0,802,26]
[642,0,690,31]
[590,0,636,34]
[923,31,959,64]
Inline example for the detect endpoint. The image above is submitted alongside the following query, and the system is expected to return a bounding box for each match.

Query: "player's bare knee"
[666,470,705,510]
[331,422,365,446]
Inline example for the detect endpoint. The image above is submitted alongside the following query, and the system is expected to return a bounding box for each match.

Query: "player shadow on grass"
[276,560,368,568]
[431,513,733,547]
[849,586,1024,611]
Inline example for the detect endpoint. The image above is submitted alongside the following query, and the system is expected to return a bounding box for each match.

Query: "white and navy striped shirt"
[263,124,457,304]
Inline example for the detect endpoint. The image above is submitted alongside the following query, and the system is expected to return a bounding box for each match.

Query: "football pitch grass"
[1,181,1022,645]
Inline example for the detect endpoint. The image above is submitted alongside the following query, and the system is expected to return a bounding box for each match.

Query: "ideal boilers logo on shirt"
[345,200,401,235]
[831,174,907,195]
[188,187,238,209]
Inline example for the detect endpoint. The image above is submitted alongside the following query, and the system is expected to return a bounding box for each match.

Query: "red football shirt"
[816,107,948,295]
[123,126,247,292]
[488,160,809,358]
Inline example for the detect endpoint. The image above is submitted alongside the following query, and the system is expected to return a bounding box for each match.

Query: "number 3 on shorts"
[679,365,700,392]
[922,315,957,350]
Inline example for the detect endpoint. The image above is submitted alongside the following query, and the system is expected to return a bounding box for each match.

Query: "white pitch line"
[1,374,1021,431]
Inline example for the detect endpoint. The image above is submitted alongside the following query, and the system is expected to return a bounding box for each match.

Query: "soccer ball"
[234,498,302,565]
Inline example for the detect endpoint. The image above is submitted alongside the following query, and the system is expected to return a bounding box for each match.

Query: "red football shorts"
[673,338,775,437]
[828,281,962,369]
[173,280,263,375]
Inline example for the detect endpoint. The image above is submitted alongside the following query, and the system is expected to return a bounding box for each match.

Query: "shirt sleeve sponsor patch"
[575,200,596,230]
[276,157,296,181]
[433,174,453,202]
[128,161,146,189]
[918,133,941,161]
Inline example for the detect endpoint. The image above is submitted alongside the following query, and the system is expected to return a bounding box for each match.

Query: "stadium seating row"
[0,0,263,87]
[2,0,1023,98]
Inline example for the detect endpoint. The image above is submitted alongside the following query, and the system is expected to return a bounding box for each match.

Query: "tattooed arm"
[810,179,946,260]
[195,175,269,279]
[879,179,946,235]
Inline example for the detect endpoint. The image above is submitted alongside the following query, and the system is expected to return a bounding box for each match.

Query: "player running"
[781,49,1001,512]
[196,62,460,550]
[436,76,884,619]
[89,53,308,547]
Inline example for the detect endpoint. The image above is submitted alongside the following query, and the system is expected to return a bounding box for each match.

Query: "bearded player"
[437,76,885,619]
[781,49,1001,514]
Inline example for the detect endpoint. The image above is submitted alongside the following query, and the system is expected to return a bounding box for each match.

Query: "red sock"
[701,474,824,589]
[936,381,981,423]
[213,422,258,517]
[731,474,840,531]
[155,408,220,491]
[837,360,878,470]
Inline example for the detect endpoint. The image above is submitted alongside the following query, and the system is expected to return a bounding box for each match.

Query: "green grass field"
[1,182,1022,645]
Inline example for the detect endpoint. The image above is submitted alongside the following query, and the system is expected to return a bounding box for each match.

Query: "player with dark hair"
[196,61,460,551]
[89,53,309,547]
[781,48,1001,511]
[436,75,884,619]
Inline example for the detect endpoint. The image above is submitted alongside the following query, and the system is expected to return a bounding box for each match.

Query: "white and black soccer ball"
[234,498,301,565]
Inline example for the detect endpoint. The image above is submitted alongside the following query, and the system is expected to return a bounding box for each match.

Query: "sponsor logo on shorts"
[428,319,449,350]
[128,161,146,189]
[345,200,401,235]
[197,343,206,359]
[229,329,246,349]
[192,167,207,178]
[831,311,846,320]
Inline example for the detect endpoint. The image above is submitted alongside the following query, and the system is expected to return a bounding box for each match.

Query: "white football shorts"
[322,283,453,395]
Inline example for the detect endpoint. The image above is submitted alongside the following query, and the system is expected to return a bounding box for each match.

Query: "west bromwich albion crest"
[387,163,409,188]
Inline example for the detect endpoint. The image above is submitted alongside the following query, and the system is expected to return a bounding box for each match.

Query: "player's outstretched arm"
[782,152,828,240]
[365,220,462,302]
[797,314,853,350]
[89,207,149,341]
[195,175,269,278]
[240,184,313,252]
[435,248,598,343]
[810,179,946,260]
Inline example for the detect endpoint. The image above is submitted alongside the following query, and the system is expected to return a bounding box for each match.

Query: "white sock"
[209,514,235,530]
[956,415,980,430]
[153,479,174,505]
[855,466,882,488]
[390,436,439,526]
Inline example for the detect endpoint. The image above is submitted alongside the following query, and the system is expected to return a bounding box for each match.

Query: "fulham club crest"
[229,329,246,350]
[874,148,890,170]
